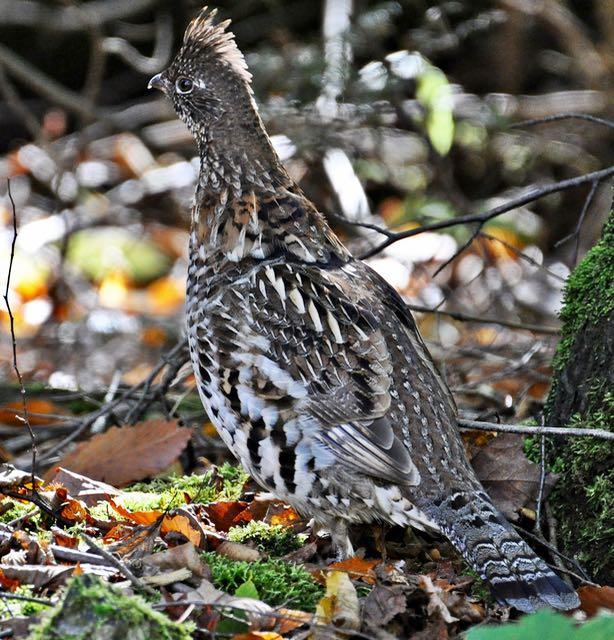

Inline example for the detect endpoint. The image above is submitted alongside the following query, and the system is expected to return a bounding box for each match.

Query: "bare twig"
[0,592,53,607]
[554,179,600,265]
[407,304,559,335]
[3,181,37,486]
[458,418,614,441]
[358,165,614,259]
[81,533,156,596]
[0,43,101,121]
[102,10,173,74]
[0,0,164,33]
[510,112,614,130]
[534,425,547,536]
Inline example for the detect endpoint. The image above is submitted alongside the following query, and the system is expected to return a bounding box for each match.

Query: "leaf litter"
[0,415,611,638]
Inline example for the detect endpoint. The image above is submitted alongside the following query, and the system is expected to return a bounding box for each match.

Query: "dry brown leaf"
[362,584,408,627]
[161,514,202,547]
[46,467,120,505]
[205,500,249,532]
[141,542,209,580]
[55,420,192,487]
[216,540,261,562]
[470,434,558,519]
[578,585,614,616]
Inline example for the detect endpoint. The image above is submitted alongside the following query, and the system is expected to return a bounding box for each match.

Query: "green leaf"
[466,610,614,640]
[416,66,454,156]
[235,579,259,600]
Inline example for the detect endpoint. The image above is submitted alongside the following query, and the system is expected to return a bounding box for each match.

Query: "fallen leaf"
[60,498,88,523]
[267,504,301,527]
[52,528,79,549]
[362,584,408,627]
[107,497,163,525]
[161,514,202,547]
[325,557,380,585]
[0,568,20,590]
[216,540,261,562]
[141,542,209,580]
[54,420,192,487]
[418,575,458,624]
[0,399,63,426]
[470,434,558,519]
[46,467,121,505]
[578,585,614,617]
[205,501,249,532]
[316,571,360,630]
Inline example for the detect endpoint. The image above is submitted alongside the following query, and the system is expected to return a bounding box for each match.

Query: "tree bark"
[545,203,613,584]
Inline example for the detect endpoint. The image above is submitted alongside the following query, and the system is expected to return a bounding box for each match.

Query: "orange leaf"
[268,506,301,527]
[578,585,614,617]
[161,514,202,546]
[53,530,79,549]
[60,498,88,522]
[53,419,192,487]
[205,501,249,532]
[107,497,163,525]
[103,523,135,542]
[0,399,63,426]
[315,558,380,585]
[0,568,20,591]
[277,608,312,634]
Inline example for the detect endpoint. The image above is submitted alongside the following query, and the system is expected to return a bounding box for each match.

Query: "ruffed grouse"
[149,7,579,613]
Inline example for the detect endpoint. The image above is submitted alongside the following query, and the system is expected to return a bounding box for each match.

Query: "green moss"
[201,551,323,611]
[227,521,305,556]
[0,500,40,525]
[543,211,614,582]
[548,213,614,385]
[124,463,248,509]
[548,390,613,579]
[0,586,50,620]
[28,575,192,640]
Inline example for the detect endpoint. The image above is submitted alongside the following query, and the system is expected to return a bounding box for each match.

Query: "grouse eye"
[175,77,194,94]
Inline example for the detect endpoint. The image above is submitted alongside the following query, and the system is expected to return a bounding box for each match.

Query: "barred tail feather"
[431,491,580,613]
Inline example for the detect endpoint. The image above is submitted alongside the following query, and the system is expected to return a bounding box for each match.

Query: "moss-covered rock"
[201,551,323,611]
[545,208,614,582]
[28,575,192,640]
[227,520,306,556]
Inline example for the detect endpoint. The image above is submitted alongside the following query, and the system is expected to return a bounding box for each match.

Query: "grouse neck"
[196,117,289,198]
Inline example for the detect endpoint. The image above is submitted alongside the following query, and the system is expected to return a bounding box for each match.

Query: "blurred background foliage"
[0,0,612,462]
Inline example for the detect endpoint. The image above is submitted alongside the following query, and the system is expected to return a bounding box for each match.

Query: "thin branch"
[358,165,614,259]
[407,304,559,335]
[478,231,566,283]
[535,427,547,536]
[0,0,164,33]
[458,418,614,441]
[81,533,157,597]
[102,10,173,74]
[0,592,53,607]
[510,113,614,130]
[554,179,600,265]
[3,181,37,486]
[0,43,102,121]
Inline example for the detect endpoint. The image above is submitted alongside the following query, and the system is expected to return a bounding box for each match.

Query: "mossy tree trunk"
[545,205,613,584]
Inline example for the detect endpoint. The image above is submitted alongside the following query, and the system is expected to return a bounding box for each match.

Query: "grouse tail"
[430,490,580,612]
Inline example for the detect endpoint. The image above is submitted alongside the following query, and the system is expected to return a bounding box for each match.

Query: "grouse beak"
[148,73,167,92]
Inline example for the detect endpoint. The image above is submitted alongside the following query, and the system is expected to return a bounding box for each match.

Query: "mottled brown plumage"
[149,7,579,613]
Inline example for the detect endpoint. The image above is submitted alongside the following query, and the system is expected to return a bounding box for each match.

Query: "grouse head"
[149,6,269,171]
